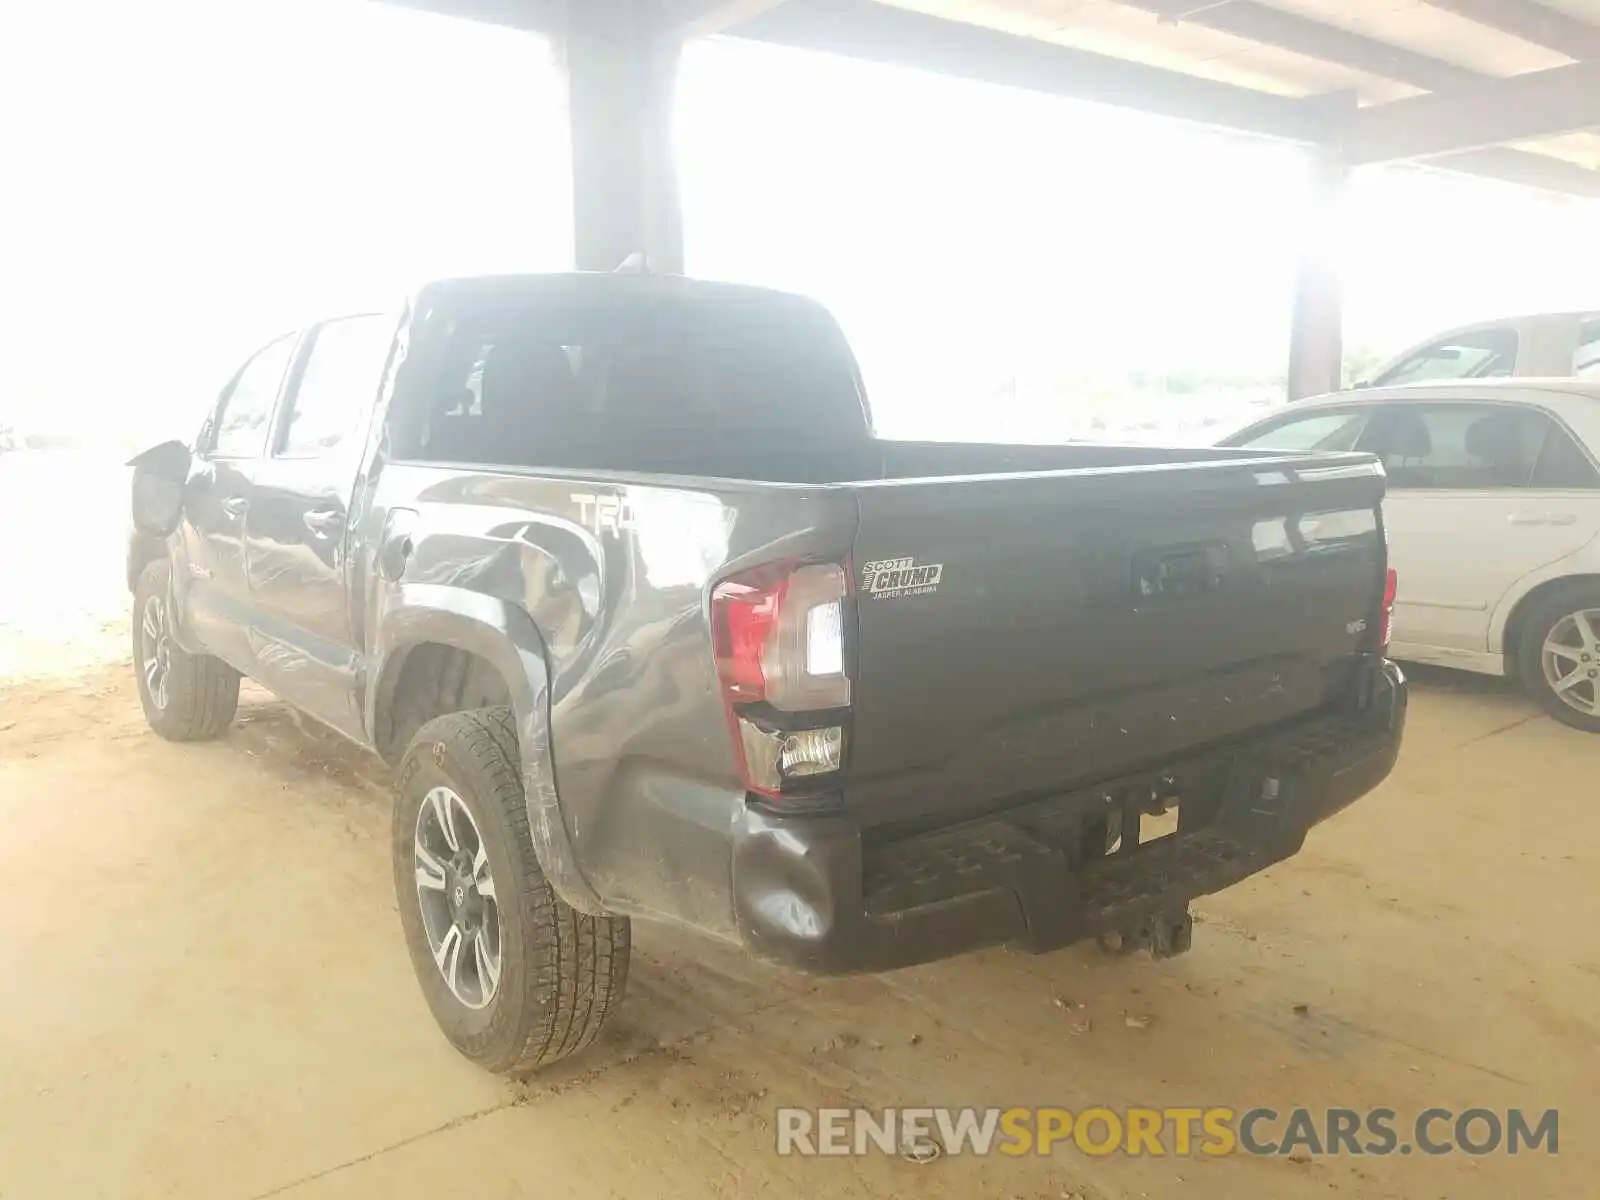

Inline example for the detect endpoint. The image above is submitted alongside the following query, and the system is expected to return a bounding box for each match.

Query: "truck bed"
[371,439,1388,933]
[544,438,1385,834]
[516,435,1295,486]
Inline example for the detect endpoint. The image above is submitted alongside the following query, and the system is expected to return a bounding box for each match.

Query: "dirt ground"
[2,459,1597,1200]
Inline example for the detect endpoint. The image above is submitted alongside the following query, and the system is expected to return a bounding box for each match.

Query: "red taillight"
[712,572,788,703]
[1379,566,1397,651]
[711,561,851,800]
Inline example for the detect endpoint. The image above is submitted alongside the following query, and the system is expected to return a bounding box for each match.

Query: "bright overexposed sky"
[4,0,1600,442]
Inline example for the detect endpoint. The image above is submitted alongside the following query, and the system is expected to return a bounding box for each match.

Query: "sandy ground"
[2,451,1598,1199]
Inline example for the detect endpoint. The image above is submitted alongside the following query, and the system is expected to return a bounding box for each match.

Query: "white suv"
[1224,379,1600,732]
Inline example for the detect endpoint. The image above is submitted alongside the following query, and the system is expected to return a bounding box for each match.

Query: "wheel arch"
[127,530,169,593]
[369,584,605,914]
[1499,573,1600,673]
[374,640,515,764]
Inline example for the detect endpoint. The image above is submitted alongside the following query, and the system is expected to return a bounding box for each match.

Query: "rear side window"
[1530,423,1600,489]
[1232,409,1367,452]
[277,315,394,457]
[212,334,297,458]
[1372,327,1519,386]
[1355,403,1549,489]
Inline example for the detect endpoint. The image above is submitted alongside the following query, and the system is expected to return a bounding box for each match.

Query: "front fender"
[369,583,605,915]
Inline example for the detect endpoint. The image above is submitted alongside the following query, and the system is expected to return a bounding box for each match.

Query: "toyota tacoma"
[127,272,1406,1075]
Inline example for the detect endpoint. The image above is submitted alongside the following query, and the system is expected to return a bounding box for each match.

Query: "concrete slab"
[1,659,1595,1200]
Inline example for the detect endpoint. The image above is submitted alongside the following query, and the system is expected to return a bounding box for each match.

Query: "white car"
[1364,311,1600,387]
[1223,380,1600,732]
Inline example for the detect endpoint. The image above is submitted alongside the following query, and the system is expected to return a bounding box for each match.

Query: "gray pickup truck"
[128,272,1406,1076]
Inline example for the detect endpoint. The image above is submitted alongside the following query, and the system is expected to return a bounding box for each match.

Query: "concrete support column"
[1286,149,1348,400]
[560,1,685,273]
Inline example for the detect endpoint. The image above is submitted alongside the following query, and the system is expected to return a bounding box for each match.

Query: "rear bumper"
[730,659,1406,974]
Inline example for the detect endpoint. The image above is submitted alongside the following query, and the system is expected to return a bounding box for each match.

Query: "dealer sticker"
[861,556,944,599]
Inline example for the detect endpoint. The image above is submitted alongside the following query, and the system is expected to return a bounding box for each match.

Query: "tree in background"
[1342,345,1388,389]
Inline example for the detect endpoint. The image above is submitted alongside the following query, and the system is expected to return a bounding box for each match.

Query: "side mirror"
[128,439,192,537]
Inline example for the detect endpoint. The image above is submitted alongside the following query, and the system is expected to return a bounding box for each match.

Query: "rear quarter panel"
[364,462,857,933]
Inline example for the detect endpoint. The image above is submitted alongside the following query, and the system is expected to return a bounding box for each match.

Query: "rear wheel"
[132,561,239,741]
[1517,585,1600,733]
[393,707,630,1075]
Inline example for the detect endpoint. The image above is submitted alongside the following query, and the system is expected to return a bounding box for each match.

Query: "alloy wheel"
[414,786,502,1009]
[1540,607,1600,718]
[140,595,171,711]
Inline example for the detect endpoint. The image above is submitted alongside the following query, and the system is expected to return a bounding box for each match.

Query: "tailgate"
[844,454,1387,831]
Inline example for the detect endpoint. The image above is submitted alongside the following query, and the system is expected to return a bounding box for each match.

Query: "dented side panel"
[359,462,858,930]
[367,582,606,915]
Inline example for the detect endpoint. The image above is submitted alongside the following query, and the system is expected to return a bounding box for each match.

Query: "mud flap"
[128,439,192,537]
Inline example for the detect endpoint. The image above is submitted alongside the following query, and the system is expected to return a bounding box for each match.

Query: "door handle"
[220,496,247,519]
[1508,513,1578,526]
[302,509,345,537]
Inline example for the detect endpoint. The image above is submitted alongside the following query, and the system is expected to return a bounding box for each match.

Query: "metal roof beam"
[1123,0,1482,92]
[366,0,1600,200]
[1429,146,1600,196]
[734,0,1328,141]
[1422,0,1600,60]
[1345,59,1600,162]
[374,0,786,38]
[736,2,1600,193]
[666,0,792,35]
[375,0,564,35]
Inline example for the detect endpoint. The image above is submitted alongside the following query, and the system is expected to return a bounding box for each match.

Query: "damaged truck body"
[127,273,1406,1074]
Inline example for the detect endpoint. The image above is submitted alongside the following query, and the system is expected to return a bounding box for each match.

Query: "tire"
[393,707,630,1075]
[1516,583,1600,733]
[132,561,240,741]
